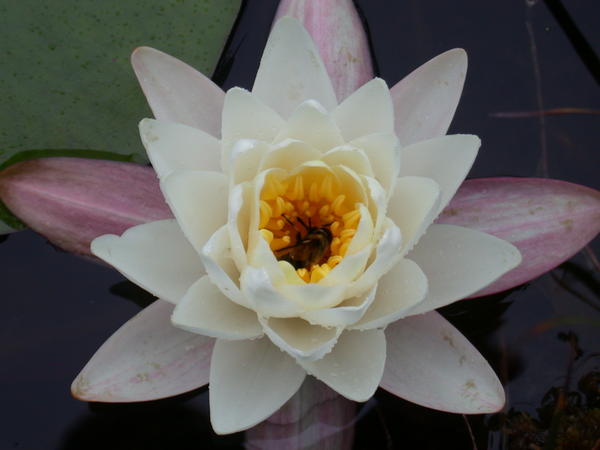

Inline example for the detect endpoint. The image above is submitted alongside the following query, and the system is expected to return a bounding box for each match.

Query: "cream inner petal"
[273,100,344,151]
[259,316,342,361]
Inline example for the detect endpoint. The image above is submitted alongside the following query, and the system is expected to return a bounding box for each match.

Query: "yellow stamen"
[287,176,304,201]
[262,180,278,200]
[260,229,274,244]
[320,175,335,202]
[267,218,285,231]
[273,196,285,217]
[259,200,272,229]
[273,178,287,196]
[297,268,310,283]
[310,264,328,283]
[319,204,330,218]
[331,237,341,255]
[328,255,343,267]
[259,171,362,283]
[330,221,342,237]
[271,235,291,251]
[343,210,360,229]
[340,228,356,239]
[332,194,346,216]
[309,182,320,203]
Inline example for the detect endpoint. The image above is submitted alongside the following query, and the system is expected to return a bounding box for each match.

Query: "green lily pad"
[0,0,241,233]
[0,0,240,164]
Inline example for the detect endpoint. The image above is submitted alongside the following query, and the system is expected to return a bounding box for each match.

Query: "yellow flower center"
[259,171,360,283]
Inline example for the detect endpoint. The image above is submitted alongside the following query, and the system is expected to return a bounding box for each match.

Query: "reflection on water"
[1,0,598,449]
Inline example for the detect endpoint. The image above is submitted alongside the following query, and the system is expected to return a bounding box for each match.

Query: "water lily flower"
[80,16,523,434]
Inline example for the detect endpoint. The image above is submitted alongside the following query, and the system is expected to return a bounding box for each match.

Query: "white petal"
[331,165,368,207]
[322,146,374,178]
[260,317,342,361]
[274,100,344,151]
[139,118,221,179]
[229,140,269,185]
[247,168,287,256]
[200,225,248,307]
[380,312,505,413]
[91,219,203,304]
[345,203,374,255]
[300,286,377,328]
[72,300,213,402]
[209,338,306,434]
[259,139,322,172]
[278,282,347,310]
[160,170,228,253]
[298,329,386,402]
[399,134,480,214]
[345,221,402,299]
[252,17,337,118]
[349,133,401,197]
[362,175,388,238]
[391,48,467,146]
[387,176,441,256]
[172,276,262,340]
[221,87,284,166]
[228,182,253,271]
[241,266,305,318]
[222,87,284,141]
[248,236,286,283]
[333,78,394,141]
[320,245,372,287]
[131,46,224,137]
[350,259,427,330]
[406,224,522,315]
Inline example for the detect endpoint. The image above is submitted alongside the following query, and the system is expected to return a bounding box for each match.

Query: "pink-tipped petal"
[391,49,467,146]
[438,177,600,297]
[381,311,505,413]
[0,158,171,257]
[71,300,214,402]
[131,47,225,137]
[245,377,356,450]
[275,0,374,101]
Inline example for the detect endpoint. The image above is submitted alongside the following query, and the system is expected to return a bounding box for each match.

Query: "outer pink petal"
[380,312,504,413]
[390,49,467,146]
[245,378,356,450]
[438,177,600,297]
[131,47,224,137]
[0,158,171,257]
[275,0,373,101]
[72,300,214,402]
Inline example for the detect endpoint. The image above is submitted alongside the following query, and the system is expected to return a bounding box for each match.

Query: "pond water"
[1,1,598,449]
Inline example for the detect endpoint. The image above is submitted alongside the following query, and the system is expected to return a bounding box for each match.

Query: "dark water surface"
[1,1,599,449]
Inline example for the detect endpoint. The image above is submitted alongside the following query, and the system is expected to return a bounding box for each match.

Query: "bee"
[275,215,333,270]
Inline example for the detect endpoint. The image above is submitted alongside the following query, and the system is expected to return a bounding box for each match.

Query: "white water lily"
[89,17,521,434]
